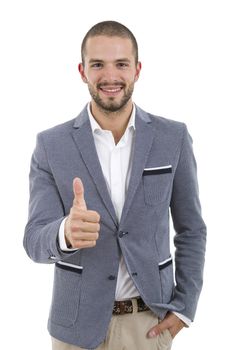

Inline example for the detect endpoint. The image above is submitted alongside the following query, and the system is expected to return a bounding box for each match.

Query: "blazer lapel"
[71,106,118,227]
[120,106,156,225]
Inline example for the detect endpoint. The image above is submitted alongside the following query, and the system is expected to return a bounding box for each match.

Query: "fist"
[64,177,100,249]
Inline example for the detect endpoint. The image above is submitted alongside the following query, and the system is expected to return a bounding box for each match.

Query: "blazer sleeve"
[23,132,77,263]
[170,124,207,321]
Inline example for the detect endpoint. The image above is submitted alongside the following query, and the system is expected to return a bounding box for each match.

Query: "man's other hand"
[147,312,185,339]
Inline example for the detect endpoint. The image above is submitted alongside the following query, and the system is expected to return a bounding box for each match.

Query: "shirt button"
[108,275,116,280]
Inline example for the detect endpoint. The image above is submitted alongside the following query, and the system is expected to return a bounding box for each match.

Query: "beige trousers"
[51,299,172,350]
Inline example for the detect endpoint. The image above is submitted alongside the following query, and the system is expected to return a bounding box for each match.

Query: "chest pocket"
[143,165,173,205]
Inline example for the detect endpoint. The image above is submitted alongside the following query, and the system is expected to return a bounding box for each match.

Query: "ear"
[134,61,142,82]
[78,63,88,83]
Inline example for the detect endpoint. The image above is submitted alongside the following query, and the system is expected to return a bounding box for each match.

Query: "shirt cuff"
[173,312,191,327]
[58,217,79,252]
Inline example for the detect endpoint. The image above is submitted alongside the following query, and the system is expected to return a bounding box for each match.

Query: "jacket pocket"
[49,262,83,327]
[158,257,174,303]
[143,165,173,205]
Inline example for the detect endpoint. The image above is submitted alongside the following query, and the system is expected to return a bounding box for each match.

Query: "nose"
[101,64,119,82]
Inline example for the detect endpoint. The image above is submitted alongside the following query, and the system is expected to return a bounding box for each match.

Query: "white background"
[1,0,232,349]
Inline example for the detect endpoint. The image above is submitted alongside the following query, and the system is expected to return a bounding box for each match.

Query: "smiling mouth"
[99,85,124,96]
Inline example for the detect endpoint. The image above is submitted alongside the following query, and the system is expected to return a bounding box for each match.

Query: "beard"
[87,82,134,113]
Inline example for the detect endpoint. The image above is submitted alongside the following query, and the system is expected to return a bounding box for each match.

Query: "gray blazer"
[24,105,206,349]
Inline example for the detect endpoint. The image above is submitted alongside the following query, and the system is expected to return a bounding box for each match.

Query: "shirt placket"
[110,144,124,221]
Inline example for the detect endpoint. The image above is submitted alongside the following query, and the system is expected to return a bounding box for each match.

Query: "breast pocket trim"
[143,165,172,175]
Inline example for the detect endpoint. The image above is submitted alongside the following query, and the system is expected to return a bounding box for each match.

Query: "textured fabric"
[24,104,206,349]
[51,300,172,350]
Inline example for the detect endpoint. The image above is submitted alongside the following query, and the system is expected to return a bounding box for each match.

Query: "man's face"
[79,36,141,113]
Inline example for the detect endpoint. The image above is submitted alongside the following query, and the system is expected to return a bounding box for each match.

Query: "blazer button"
[132,272,138,276]
[119,231,128,238]
[108,275,116,280]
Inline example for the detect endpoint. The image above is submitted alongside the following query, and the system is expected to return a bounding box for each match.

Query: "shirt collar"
[87,102,136,134]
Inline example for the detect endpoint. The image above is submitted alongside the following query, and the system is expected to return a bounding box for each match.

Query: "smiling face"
[79,35,141,114]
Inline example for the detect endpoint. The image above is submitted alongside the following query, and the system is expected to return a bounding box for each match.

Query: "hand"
[148,312,185,339]
[64,177,100,249]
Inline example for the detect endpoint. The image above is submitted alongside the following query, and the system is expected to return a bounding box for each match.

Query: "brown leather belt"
[113,297,149,315]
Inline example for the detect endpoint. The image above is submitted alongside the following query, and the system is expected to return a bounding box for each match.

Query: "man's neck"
[90,100,133,144]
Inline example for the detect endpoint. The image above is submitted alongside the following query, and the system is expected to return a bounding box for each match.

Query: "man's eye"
[117,62,129,68]
[91,63,103,68]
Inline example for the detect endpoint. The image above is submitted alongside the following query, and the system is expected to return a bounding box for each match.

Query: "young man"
[24,21,206,350]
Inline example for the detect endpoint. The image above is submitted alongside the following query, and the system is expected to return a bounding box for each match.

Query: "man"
[24,21,206,350]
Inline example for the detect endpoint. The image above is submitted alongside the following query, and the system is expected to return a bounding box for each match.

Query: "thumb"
[148,319,169,338]
[73,177,87,210]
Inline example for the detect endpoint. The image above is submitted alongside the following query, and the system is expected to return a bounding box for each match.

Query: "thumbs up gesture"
[64,178,100,249]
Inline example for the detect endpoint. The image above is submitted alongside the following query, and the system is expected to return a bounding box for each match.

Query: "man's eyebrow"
[115,58,131,63]
[89,59,104,63]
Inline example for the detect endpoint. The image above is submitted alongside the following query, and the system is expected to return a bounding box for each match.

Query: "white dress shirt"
[59,103,191,325]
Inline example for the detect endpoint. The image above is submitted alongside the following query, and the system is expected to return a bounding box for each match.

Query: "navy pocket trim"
[158,257,173,270]
[56,261,83,274]
[143,165,172,175]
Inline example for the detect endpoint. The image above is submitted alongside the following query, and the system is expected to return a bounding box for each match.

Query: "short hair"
[81,20,138,65]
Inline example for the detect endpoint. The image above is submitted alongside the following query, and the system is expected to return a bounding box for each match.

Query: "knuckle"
[92,223,100,232]
[70,224,77,233]
[94,232,99,240]
[94,211,100,222]
[73,241,81,248]
[76,239,86,248]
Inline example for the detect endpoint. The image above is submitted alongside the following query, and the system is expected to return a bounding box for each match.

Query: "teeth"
[101,87,122,92]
